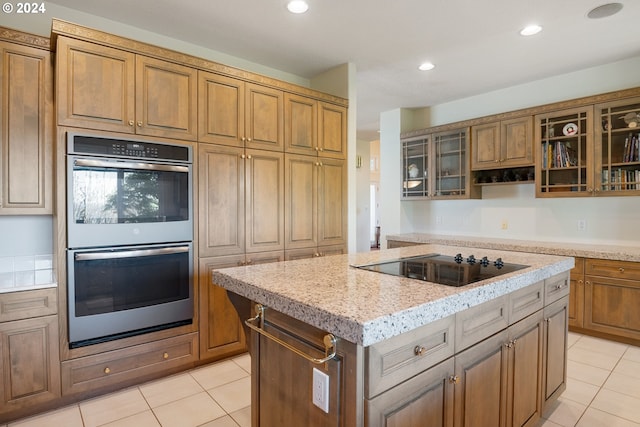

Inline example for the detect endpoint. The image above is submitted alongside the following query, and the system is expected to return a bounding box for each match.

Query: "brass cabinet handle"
[414,345,426,356]
[449,375,460,384]
[137,121,142,127]
[619,267,625,273]
[578,280,583,285]
[104,367,111,374]
[163,352,169,360]
[247,154,252,159]
[241,137,246,142]
[128,120,134,126]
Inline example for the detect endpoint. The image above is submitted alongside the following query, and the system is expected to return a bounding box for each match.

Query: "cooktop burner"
[355,253,528,287]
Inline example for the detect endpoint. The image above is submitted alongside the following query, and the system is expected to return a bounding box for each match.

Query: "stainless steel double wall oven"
[66,133,194,348]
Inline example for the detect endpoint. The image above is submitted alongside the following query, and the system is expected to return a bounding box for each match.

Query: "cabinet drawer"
[545,273,570,304]
[455,294,508,352]
[509,280,544,325]
[365,315,454,398]
[586,258,640,281]
[0,288,57,323]
[61,333,198,396]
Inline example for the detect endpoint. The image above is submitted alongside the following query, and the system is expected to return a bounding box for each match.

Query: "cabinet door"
[198,144,245,257]
[595,97,640,195]
[568,258,585,328]
[584,275,640,341]
[199,256,247,362]
[245,149,284,253]
[135,55,197,140]
[56,37,135,133]
[454,330,508,427]
[0,315,60,415]
[198,71,245,147]
[245,83,283,151]
[0,42,52,214]
[535,107,593,197]
[366,358,454,427]
[318,158,346,247]
[471,122,501,170]
[541,297,568,413]
[284,93,317,155]
[285,153,318,250]
[318,102,347,159]
[507,312,543,427]
[501,117,533,168]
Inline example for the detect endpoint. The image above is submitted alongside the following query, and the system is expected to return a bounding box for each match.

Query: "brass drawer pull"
[619,267,625,273]
[245,304,337,365]
[104,367,111,374]
[449,375,460,384]
[163,352,169,359]
[414,345,426,356]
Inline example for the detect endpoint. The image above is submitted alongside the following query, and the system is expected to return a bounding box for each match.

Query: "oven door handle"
[75,246,190,261]
[73,158,189,173]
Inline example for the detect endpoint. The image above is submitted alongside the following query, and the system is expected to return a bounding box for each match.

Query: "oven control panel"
[68,133,191,162]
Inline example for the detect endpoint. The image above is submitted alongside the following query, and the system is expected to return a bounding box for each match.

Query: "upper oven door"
[67,155,192,248]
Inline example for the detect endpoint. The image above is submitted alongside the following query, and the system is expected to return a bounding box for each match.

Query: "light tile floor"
[4,353,251,427]
[4,333,640,427]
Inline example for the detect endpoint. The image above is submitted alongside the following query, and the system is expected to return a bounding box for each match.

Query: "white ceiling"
[49,0,640,140]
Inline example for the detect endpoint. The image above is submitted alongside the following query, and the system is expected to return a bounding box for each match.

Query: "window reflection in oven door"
[67,243,193,347]
[67,156,192,248]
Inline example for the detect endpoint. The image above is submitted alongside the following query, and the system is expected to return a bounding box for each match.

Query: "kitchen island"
[212,244,574,427]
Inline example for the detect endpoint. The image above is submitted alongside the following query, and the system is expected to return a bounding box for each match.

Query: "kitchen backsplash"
[0,253,55,292]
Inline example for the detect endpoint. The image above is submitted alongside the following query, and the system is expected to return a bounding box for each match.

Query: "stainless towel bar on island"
[245,304,337,365]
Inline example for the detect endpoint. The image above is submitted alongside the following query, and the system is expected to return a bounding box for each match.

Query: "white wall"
[380,56,640,247]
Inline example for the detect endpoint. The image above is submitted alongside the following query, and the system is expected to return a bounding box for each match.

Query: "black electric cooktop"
[355,253,528,287]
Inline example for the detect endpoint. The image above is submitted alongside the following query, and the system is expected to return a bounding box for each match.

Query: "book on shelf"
[542,140,577,168]
[603,168,640,190]
[622,133,639,163]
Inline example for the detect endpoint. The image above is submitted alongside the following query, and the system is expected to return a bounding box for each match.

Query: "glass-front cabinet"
[535,97,640,198]
[401,127,479,200]
[402,136,430,198]
[596,98,640,195]
[535,107,592,196]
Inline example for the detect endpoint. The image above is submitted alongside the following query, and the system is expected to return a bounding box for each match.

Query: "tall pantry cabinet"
[0,32,52,214]
[197,71,348,360]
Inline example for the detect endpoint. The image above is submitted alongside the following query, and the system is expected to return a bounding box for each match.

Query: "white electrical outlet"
[312,367,329,413]
[577,219,587,231]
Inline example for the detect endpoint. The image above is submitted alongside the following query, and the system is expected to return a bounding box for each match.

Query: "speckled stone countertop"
[385,233,640,262]
[212,244,573,347]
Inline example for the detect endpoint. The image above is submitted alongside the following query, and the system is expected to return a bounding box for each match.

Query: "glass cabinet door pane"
[434,130,466,197]
[402,138,429,197]
[598,100,640,193]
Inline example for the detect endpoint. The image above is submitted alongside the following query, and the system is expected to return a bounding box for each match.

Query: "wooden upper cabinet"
[284,93,317,155]
[318,102,347,159]
[285,95,346,159]
[471,116,533,170]
[199,71,283,151]
[0,40,52,214]
[198,71,245,146]
[57,37,197,140]
[135,55,197,140]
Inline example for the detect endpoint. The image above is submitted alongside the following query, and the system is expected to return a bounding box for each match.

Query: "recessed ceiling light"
[287,0,309,13]
[587,2,623,19]
[520,25,542,36]
[418,62,435,71]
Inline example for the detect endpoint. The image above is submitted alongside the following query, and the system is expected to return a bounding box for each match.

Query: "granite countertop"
[386,233,640,262]
[212,244,573,347]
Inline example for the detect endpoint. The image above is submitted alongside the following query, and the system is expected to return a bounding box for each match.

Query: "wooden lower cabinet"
[541,297,568,413]
[0,315,60,420]
[454,311,542,427]
[199,252,283,362]
[366,358,454,427]
[568,258,585,328]
[60,332,198,396]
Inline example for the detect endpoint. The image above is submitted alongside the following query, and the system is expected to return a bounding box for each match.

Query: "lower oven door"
[67,242,193,347]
